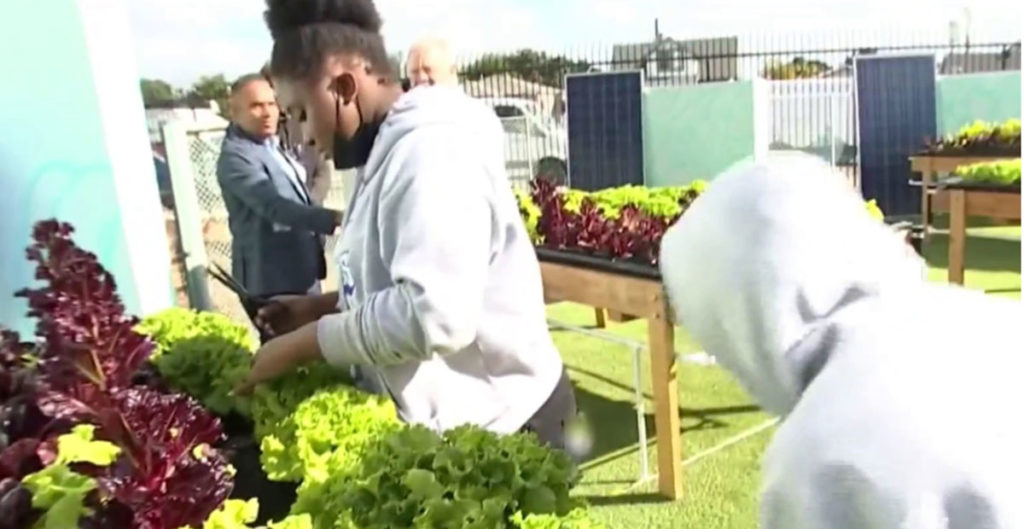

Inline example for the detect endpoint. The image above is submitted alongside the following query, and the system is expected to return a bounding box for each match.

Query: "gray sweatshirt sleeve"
[316,133,494,366]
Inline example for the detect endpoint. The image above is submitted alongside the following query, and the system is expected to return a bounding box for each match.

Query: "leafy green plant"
[528,180,707,265]
[924,118,1021,155]
[560,183,705,221]
[184,499,259,529]
[865,199,884,221]
[291,424,582,529]
[249,364,353,442]
[956,118,1021,141]
[515,189,543,244]
[259,385,398,483]
[136,309,255,416]
[954,159,1022,186]
[137,308,254,360]
[21,425,120,529]
[176,500,311,529]
[268,514,313,529]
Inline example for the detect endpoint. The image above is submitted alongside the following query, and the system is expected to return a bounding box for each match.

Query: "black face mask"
[332,85,383,170]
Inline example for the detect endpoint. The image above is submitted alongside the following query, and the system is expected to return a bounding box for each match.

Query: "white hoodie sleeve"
[659,153,1024,529]
[316,128,493,366]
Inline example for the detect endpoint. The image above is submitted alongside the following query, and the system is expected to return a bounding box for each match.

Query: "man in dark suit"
[216,73,341,299]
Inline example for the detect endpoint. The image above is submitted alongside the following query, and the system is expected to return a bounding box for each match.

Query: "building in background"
[939,42,1021,74]
[462,73,563,118]
[612,36,740,84]
[145,100,228,144]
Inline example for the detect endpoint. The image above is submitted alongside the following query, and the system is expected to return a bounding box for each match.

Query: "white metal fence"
[767,78,858,183]
[497,115,567,188]
[768,80,856,156]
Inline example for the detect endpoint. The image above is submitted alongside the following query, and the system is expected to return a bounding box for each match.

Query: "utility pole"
[963,7,972,58]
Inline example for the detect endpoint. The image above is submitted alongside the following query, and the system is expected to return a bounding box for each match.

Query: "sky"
[127,0,1022,88]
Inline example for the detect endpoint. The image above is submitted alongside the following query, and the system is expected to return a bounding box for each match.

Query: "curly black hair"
[264,0,393,81]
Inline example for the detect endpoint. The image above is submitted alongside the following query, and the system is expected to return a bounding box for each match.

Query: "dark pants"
[520,369,578,451]
[355,365,578,451]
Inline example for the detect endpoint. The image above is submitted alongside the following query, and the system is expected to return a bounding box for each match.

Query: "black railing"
[453,32,1020,188]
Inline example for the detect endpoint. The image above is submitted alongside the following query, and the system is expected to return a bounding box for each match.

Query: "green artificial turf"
[554,226,1020,528]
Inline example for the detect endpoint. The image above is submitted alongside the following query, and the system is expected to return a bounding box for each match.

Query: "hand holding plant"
[234,324,324,396]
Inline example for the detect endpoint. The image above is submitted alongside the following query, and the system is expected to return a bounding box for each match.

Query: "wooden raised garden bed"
[909,155,1019,238]
[911,119,1021,241]
[519,181,703,500]
[535,248,684,499]
[931,180,1021,285]
[911,153,1021,285]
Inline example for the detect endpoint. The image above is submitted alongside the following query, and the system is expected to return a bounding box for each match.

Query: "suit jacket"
[216,124,336,297]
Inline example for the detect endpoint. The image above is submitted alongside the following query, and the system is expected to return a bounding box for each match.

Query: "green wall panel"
[0,0,171,335]
[936,71,1021,135]
[643,81,757,187]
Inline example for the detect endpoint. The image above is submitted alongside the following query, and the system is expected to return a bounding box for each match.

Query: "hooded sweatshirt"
[660,153,1023,529]
[316,85,563,434]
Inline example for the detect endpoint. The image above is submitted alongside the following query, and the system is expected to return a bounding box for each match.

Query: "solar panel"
[855,55,937,217]
[565,71,645,191]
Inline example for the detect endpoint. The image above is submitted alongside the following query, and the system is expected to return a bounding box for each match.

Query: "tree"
[186,74,231,117]
[139,78,176,107]
[762,57,833,80]
[460,49,591,87]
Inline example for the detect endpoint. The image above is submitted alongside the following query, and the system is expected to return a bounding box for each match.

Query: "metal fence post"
[631,345,650,480]
[829,93,837,168]
[162,120,212,310]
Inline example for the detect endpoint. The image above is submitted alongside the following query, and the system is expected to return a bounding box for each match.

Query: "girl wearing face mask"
[235,0,577,451]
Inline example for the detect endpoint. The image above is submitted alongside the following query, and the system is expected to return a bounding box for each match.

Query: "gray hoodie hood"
[659,154,926,416]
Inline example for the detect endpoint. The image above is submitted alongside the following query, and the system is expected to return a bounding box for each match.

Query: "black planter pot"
[220,434,298,525]
[219,411,255,439]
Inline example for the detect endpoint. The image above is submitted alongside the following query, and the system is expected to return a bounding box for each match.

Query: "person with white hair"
[406,36,458,87]
[659,154,1023,529]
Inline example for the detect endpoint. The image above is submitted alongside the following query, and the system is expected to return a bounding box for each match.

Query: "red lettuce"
[95,388,231,529]
[17,220,152,396]
[0,332,47,529]
[10,220,232,529]
[530,180,692,266]
[0,330,53,483]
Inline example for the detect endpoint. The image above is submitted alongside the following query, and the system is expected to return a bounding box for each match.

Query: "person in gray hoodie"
[234,0,577,450]
[660,153,1023,528]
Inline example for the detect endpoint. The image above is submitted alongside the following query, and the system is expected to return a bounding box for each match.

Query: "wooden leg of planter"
[921,167,933,242]
[594,308,606,328]
[648,313,683,499]
[948,190,967,285]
